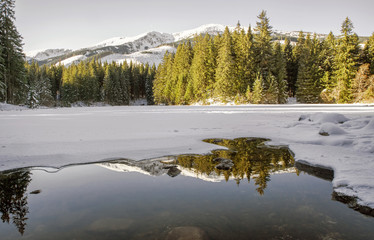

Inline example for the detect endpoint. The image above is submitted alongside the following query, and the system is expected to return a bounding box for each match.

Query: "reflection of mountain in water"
[98,138,296,195]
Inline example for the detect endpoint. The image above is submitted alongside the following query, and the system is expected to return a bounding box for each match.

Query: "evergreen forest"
[1,1,374,107]
[153,11,374,105]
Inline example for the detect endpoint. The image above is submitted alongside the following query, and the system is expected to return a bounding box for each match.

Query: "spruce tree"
[0,0,26,103]
[38,65,54,106]
[145,64,156,105]
[320,32,336,102]
[272,42,288,104]
[0,44,5,100]
[283,38,297,96]
[153,52,173,104]
[190,34,216,102]
[363,33,374,74]
[251,73,264,104]
[233,25,255,97]
[295,34,323,103]
[214,26,236,100]
[292,31,306,95]
[254,10,273,83]
[332,17,359,103]
[171,42,193,104]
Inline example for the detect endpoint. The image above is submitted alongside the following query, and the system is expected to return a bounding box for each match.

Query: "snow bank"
[0,104,374,210]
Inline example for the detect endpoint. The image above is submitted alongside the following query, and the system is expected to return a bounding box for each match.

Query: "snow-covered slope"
[58,55,87,66]
[173,23,228,42]
[25,24,337,66]
[90,31,175,52]
[25,49,72,61]
[99,45,176,66]
[25,24,228,66]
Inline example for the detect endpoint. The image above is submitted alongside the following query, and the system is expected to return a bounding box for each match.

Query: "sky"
[15,0,374,52]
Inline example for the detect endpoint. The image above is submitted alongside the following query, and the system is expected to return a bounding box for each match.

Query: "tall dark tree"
[362,33,374,74]
[190,34,216,102]
[153,51,174,104]
[214,26,236,100]
[233,25,255,96]
[296,34,323,103]
[253,10,273,83]
[0,44,5,99]
[283,38,297,96]
[145,63,156,105]
[320,32,336,102]
[0,0,26,103]
[332,17,359,103]
[271,42,288,103]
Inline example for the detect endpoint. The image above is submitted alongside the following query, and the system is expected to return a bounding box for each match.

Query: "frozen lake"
[1,104,374,213]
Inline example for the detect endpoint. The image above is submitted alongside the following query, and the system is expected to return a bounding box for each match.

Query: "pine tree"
[352,63,374,102]
[362,33,374,74]
[283,38,297,96]
[254,10,273,83]
[320,32,336,102]
[145,63,156,105]
[292,31,306,95]
[25,62,54,108]
[214,26,236,100]
[332,17,359,103]
[0,0,26,104]
[233,25,255,97]
[272,42,288,104]
[46,64,64,101]
[103,63,129,105]
[171,42,193,104]
[295,34,323,103]
[38,65,54,106]
[0,44,5,100]
[25,61,39,108]
[190,34,216,102]
[251,73,264,104]
[153,52,173,104]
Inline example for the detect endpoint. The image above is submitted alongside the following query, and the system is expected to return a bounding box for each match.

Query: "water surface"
[1,138,373,239]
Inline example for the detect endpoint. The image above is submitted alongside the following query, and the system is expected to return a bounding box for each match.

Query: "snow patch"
[100,45,176,66]
[319,123,347,136]
[57,55,87,66]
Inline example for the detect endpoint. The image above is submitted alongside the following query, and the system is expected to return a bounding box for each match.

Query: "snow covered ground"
[0,104,374,209]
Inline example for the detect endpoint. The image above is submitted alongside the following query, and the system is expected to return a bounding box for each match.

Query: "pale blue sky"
[15,0,374,52]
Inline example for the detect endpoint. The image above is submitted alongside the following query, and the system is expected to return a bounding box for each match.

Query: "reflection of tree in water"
[177,138,294,195]
[0,170,31,235]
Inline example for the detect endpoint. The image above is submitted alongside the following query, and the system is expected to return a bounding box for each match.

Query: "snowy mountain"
[25,48,72,62]
[24,24,333,66]
[24,24,227,66]
[91,31,175,50]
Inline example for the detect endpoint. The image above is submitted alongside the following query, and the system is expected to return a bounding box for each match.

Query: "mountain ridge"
[25,23,353,67]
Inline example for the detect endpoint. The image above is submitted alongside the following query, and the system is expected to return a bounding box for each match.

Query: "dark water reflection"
[1,138,374,240]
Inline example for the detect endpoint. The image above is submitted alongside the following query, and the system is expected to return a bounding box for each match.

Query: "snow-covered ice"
[0,104,374,209]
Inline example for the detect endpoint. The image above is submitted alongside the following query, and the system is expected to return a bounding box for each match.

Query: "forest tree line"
[1,1,374,107]
[24,61,156,108]
[153,11,374,104]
